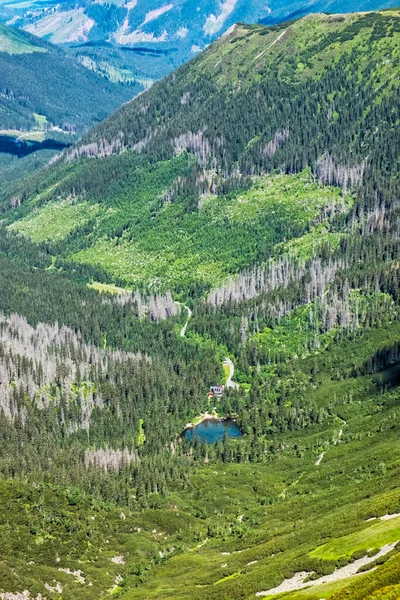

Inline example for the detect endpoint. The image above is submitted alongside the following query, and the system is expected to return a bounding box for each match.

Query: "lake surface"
[184,419,242,444]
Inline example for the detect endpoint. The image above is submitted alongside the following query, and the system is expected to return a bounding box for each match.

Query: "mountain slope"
[4,10,399,293]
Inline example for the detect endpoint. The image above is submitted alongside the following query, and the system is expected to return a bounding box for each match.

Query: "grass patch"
[223,362,230,383]
[310,517,400,560]
[214,571,241,585]
[8,199,102,243]
[0,130,45,142]
[276,226,348,260]
[88,281,130,295]
[33,113,48,130]
[0,23,47,54]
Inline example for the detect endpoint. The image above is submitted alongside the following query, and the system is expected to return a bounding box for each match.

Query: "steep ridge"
[2,0,398,83]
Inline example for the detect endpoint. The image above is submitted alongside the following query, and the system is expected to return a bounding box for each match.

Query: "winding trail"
[180,305,192,337]
[176,301,239,390]
[224,357,239,390]
[175,302,192,338]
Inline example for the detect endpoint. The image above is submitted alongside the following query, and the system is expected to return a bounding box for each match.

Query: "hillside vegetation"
[1,10,400,600]
[0,23,140,194]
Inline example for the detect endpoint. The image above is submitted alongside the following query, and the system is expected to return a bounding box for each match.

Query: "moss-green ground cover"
[88,281,131,294]
[2,357,400,599]
[311,517,400,561]
[0,23,47,54]
[9,199,101,243]
[6,165,348,293]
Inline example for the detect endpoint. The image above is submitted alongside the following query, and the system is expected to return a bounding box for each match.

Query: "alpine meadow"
[1,8,400,600]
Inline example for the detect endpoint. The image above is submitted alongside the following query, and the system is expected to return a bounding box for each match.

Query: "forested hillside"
[0,23,138,134]
[1,10,400,600]
[4,11,400,292]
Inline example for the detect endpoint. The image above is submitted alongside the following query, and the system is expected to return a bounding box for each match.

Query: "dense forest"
[1,10,400,600]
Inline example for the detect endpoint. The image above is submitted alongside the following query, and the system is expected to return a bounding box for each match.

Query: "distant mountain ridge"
[2,0,399,83]
[0,22,139,194]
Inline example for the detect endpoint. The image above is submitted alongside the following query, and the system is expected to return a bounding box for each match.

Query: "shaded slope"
[0,23,140,133]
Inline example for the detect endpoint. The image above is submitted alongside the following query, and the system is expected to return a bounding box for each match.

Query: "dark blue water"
[184,419,242,444]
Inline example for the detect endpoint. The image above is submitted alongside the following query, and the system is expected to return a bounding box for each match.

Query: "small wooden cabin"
[208,385,224,397]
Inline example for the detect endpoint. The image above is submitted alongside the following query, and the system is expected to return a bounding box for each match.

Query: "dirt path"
[175,304,239,395]
[175,303,192,338]
[254,29,287,61]
[315,420,346,466]
[224,357,239,390]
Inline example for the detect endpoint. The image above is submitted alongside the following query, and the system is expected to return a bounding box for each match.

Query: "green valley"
[0,23,141,192]
[0,9,400,600]
[6,165,348,291]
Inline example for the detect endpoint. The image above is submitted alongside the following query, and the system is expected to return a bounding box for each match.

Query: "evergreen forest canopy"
[1,9,400,600]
